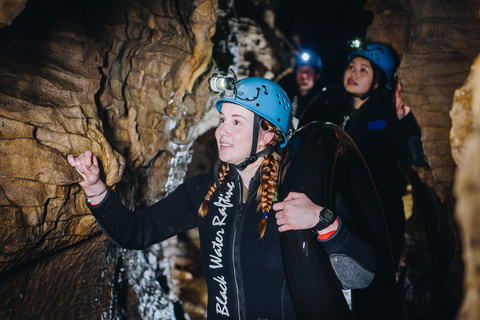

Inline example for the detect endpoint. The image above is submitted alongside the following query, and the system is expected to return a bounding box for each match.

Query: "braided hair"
[197,119,284,239]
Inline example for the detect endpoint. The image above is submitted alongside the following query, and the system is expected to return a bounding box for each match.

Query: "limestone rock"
[454,54,480,320]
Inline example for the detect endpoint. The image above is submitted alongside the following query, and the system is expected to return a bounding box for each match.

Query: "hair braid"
[257,119,283,239]
[257,151,281,239]
[198,162,230,217]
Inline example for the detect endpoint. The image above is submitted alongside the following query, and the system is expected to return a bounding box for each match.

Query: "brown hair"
[197,119,284,239]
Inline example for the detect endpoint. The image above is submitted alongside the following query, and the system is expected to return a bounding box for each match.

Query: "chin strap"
[213,158,222,188]
[212,143,277,187]
[235,145,279,171]
[356,89,373,101]
[215,114,281,174]
[235,113,280,171]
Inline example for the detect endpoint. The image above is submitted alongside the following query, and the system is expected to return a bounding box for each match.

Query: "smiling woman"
[68,75,380,319]
[215,103,257,166]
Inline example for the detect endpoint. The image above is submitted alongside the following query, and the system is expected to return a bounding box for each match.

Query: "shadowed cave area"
[1,0,480,319]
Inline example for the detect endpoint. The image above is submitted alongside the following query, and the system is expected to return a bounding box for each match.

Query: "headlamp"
[348,39,362,49]
[301,52,311,62]
[208,73,237,97]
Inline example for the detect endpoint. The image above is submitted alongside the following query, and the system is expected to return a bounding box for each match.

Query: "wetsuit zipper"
[232,174,247,319]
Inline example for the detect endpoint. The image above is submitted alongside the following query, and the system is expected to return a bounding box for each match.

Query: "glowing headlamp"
[208,74,236,95]
[301,52,311,62]
[348,39,362,49]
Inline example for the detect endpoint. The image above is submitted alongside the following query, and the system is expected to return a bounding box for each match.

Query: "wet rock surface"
[1,0,480,319]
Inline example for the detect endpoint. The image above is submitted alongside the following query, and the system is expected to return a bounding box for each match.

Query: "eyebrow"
[220,112,248,120]
[351,60,371,69]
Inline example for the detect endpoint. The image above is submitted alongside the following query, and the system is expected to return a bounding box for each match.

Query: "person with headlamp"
[279,49,325,127]
[67,74,378,319]
[307,42,427,269]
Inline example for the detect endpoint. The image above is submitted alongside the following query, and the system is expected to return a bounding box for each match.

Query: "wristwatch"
[311,207,336,233]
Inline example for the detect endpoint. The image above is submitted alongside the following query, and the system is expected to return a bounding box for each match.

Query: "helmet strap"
[235,114,278,171]
[235,145,278,171]
[213,158,222,188]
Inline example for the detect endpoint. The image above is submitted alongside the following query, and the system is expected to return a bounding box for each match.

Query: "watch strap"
[311,207,335,233]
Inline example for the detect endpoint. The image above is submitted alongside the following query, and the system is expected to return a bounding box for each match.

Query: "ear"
[259,130,275,147]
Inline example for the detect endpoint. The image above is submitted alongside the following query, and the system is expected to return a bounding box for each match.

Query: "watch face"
[322,209,335,223]
[323,209,334,221]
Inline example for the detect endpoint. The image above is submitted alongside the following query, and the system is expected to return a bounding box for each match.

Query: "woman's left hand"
[395,83,411,120]
[273,192,322,232]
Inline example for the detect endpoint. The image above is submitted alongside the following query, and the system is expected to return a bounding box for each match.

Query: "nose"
[217,122,229,137]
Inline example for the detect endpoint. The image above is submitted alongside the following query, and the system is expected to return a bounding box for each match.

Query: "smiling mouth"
[219,143,232,148]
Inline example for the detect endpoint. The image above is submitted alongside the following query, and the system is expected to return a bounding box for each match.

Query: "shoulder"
[184,171,215,190]
[362,96,396,119]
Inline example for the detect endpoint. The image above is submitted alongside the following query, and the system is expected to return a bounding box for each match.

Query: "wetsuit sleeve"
[398,112,427,166]
[319,217,376,289]
[318,194,376,290]
[87,174,210,250]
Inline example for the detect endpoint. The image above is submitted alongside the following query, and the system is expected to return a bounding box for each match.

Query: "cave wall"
[454,54,480,320]
[0,0,217,318]
[1,0,480,319]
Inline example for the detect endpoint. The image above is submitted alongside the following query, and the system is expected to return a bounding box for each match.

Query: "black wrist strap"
[311,207,336,233]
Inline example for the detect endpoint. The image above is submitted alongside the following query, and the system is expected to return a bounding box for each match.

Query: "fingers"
[273,191,302,212]
[274,192,323,232]
[283,191,304,201]
[67,151,100,177]
[83,150,94,168]
[67,154,76,167]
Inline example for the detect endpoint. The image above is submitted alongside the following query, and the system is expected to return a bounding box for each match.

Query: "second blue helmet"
[349,42,396,89]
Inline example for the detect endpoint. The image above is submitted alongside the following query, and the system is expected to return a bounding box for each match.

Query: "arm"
[395,84,427,166]
[273,192,376,289]
[87,182,200,250]
[68,151,202,249]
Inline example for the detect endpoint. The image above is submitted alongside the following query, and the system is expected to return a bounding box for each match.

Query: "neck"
[299,88,309,96]
[352,95,370,109]
[238,157,263,189]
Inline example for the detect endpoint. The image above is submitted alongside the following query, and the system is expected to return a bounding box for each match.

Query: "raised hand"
[395,83,411,120]
[68,151,106,204]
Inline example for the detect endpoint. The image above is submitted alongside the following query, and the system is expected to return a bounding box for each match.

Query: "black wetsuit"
[340,94,426,267]
[88,165,375,319]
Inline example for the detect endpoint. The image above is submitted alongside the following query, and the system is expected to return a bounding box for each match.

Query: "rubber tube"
[278,122,397,320]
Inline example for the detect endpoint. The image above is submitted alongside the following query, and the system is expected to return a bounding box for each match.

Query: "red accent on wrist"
[317,230,336,241]
[317,218,339,240]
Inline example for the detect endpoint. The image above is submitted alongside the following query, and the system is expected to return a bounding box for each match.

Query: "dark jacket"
[296,83,346,128]
[88,166,375,319]
[278,73,327,123]
[340,94,426,196]
[340,94,426,267]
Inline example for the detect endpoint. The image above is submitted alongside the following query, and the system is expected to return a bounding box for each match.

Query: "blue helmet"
[216,77,291,147]
[295,50,323,74]
[349,42,396,89]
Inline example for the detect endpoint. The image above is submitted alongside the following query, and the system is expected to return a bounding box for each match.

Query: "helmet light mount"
[208,71,237,98]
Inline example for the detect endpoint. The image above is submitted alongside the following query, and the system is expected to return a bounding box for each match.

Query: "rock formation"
[0,0,217,318]
[1,0,480,319]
